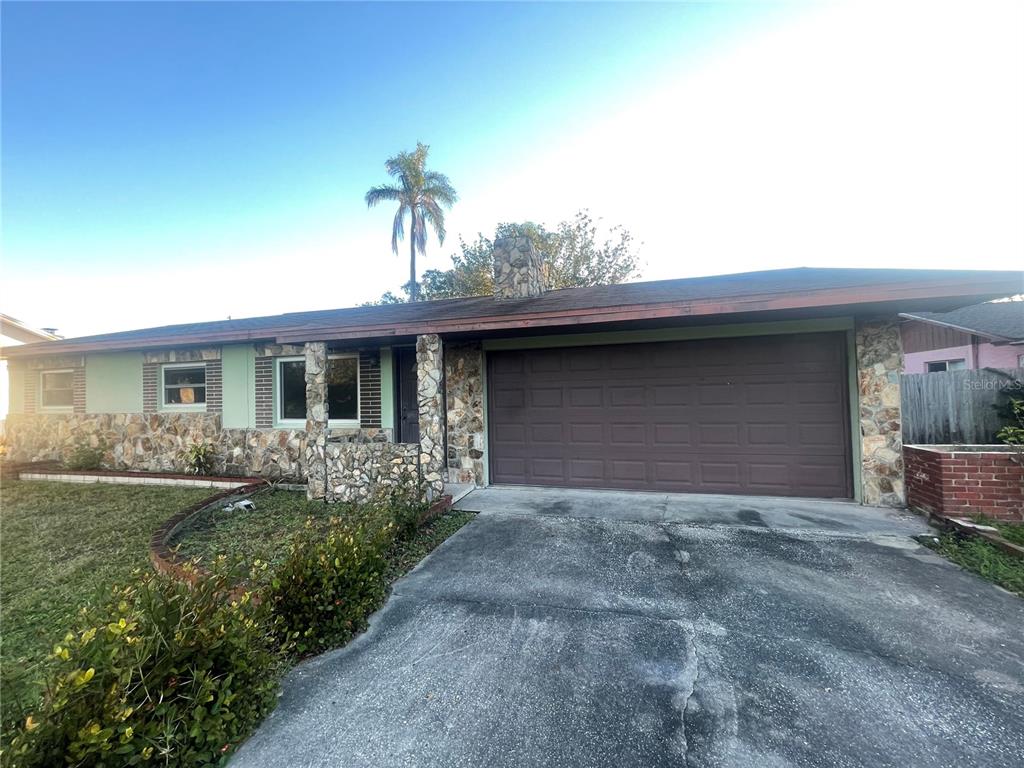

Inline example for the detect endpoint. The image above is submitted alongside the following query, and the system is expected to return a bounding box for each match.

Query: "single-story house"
[3,239,1021,508]
[899,301,1024,373]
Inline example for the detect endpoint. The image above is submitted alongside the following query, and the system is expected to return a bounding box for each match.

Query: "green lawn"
[0,480,214,719]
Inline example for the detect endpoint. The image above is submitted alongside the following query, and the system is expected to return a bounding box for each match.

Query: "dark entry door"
[395,347,420,444]
[487,332,852,499]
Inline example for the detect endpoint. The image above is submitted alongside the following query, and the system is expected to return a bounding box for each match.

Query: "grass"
[0,480,214,718]
[973,516,1024,547]
[170,488,474,588]
[928,532,1024,597]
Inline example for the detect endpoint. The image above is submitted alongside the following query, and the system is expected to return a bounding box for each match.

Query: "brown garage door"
[487,332,852,498]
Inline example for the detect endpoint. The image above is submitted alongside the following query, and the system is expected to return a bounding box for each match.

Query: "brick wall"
[142,363,159,414]
[255,356,274,428]
[23,369,38,413]
[205,359,222,414]
[358,350,381,429]
[905,445,1024,521]
[73,368,86,414]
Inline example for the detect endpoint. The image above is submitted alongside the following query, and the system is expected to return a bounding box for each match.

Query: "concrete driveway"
[232,488,1024,768]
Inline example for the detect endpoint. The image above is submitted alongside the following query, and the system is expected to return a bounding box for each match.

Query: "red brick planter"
[905,445,1024,522]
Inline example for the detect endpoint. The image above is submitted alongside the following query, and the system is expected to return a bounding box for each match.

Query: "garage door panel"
[487,333,852,498]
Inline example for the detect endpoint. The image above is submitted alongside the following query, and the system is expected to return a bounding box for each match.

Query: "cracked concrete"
[231,492,1024,768]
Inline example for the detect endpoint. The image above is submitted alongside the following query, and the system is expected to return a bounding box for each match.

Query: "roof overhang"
[2,270,1019,359]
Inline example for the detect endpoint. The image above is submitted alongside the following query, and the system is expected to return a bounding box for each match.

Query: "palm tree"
[365,143,457,300]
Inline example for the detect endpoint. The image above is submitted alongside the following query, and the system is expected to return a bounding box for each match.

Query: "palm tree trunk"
[409,209,419,300]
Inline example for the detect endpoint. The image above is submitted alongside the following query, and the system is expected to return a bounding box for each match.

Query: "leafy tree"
[365,143,457,301]
[417,210,641,300]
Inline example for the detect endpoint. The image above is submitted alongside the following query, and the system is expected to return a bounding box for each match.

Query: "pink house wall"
[903,342,1022,373]
[978,343,1023,369]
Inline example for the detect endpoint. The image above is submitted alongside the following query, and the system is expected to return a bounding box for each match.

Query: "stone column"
[855,317,905,507]
[416,334,446,499]
[445,342,485,485]
[304,341,328,500]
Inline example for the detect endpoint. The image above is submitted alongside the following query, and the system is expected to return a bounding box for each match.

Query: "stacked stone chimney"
[492,236,547,300]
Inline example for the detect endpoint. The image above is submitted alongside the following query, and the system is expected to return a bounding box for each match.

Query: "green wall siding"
[8,365,25,414]
[85,353,143,413]
[222,344,256,428]
[379,347,394,431]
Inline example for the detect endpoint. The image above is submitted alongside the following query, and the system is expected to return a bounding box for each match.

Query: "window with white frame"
[162,364,207,407]
[40,370,74,410]
[926,359,966,373]
[275,354,359,426]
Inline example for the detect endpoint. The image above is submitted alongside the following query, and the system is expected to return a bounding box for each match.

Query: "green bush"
[64,441,106,471]
[2,564,282,768]
[177,443,218,476]
[365,485,430,541]
[268,517,395,656]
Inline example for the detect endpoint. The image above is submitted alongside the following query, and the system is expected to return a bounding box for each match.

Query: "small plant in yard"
[178,442,217,476]
[63,440,107,471]
[995,395,1024,446]
[268,517,396,656]
[366,484,431,541]
[2,563,282,768]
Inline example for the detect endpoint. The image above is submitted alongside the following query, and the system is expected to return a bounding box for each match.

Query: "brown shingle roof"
[4,267,1022,357]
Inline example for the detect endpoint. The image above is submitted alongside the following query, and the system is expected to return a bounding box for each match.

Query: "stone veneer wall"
[492,236,546,300]
[323,441,420,503]
[445,342,485,484]
[3,413,306,479]
[856,317,905,507]
[417,334,446,498]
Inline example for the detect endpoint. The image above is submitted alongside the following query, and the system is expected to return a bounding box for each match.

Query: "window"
[275,355,360,426]
[162,364,206,407]
[40,370,74,409]
[926,359,966,373]
[326,356,359,421]
[1018,353,1024,367]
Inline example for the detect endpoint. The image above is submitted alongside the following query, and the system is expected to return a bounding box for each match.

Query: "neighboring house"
[2,241,1021,509]
[0,314,59,426]
[900,301,1024,373]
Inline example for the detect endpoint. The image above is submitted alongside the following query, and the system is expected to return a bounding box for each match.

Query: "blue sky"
[3,1,1022,337]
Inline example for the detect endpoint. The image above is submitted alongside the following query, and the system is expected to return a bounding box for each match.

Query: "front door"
[396,347,420,444]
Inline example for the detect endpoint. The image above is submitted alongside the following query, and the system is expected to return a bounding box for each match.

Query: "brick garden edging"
[149,481,271,587]
[905,445,1024,522]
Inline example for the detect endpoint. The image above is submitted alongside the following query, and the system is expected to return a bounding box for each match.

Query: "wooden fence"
[900,367,1024,445]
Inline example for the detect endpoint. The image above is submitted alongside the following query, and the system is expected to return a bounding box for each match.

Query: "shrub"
[178,443,217,476]
[365,484,430,541]
[268,517,395,656]
[2,564,282,768]
[63,441,106,471]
